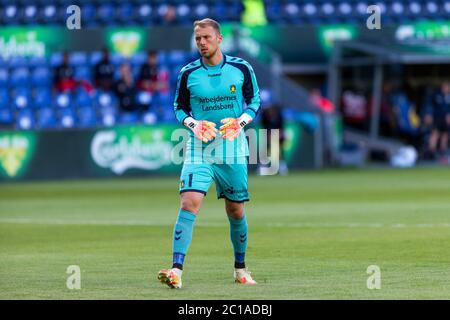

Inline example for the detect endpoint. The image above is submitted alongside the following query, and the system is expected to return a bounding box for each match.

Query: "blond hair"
[193,18,221,34]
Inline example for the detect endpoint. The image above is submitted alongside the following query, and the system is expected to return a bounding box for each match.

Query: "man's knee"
[180,193,203,214]
[226,202,244,219]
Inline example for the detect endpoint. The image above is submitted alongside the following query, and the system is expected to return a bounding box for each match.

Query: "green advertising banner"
[90,124,180,175]
[0,122,316,181]
[0,131,37,179]
[0,27,65,59]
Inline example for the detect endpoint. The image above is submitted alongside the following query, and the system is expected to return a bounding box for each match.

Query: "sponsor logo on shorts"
[225,186,248,195]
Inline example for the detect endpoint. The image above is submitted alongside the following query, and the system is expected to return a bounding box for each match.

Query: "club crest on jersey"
[180,180,185,188]
[230,85,236,94]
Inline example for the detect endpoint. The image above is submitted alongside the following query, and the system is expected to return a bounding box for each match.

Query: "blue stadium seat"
[119,111,139,124]
[2,4,19,24]
[69,52,88,67]
[31,67,51,88]
[176,3,191,24]
[29,56,48,68]
[75,89,94,108]
[117,3,136,24]
[96,91,118,109]
[136,91,153,109]
[34,89,52,109]
[74,66,92,81]
[37,107,57,129]
[50,52,63,67]
[78,106,97,128]
[8,56,28,68]
[0,108,13,125]
[130,52,147,67]
[168,51,188,66]
[58,107,76,128]
[13,88,32,109]
[100,111,117,127]
[111,53,125,66]
[98,3,116,25]
[54,92,72,109]
[142,111,157,125]
[193,3,210,20]
[16,109,35,130]
[89,51,103,66]
[136,3,153,24]
[80,4,97,27]
[0,69,8,88]
[0,88,10,109]
[39,4,58,24]
[23,4,38,24]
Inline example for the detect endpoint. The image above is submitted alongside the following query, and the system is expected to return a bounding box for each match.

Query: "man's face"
[194,26,222,59]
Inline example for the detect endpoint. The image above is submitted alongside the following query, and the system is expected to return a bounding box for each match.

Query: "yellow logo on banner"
[0,136,29,177]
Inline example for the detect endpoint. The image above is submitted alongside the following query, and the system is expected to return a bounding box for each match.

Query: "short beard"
[202,47,218,59]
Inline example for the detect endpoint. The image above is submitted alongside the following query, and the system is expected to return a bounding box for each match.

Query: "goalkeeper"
[158,18,260,289]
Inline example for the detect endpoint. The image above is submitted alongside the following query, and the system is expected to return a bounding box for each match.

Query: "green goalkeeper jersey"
[173,54,260,163]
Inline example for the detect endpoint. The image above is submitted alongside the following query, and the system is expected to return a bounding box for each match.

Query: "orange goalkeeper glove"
[219,114,253,141]
[183,117,218,143]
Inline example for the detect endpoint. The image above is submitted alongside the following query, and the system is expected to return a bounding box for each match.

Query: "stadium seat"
[130,52,147,67]
[2,4,19,24]
[136,91,153,110]
[50,52,63,67]
[58,107,76,128]
[0,69,8,88]
[0,88,10,109]
[34,89,52,109]
[78,106,97,128]
[142,111,157,125]
[37,107,57,129]
[100,112,117,127]
[75,89,94,108]
[96,91,117,109]
[69,52,88,67]
[10,68,30,88]
[119,111,140,124]
[16,108,35,130]
[74,66,92,81]
[0,108,13,125]
[117,3,136,24]
[13,88,32,109]
[136,3,153,24]
[89,51,103,66]
[39,4,58,24]
[54,92,72,109]
[29,56,48,68]
[23,4,38,24]
[8,56,28,68]
[31,67,51,88]
[98,3,116,25]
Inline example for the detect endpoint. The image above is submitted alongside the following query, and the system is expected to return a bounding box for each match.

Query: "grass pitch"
[1,167,450,299]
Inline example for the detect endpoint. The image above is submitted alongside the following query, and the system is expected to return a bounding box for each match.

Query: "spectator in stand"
[94,48,115,91]
[423,81,450,159]
[341,89,368,131]
[137,51,169,93]
[114,63,138,113]
[54,51,76,92]
[310,88,335,113]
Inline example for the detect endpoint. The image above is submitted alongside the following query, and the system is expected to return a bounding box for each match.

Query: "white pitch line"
[0,218,449,228]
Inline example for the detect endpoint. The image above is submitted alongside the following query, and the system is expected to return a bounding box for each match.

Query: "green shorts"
[179,161,249,203]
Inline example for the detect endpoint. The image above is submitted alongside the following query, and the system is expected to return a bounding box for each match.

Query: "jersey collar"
[200,54,227,70]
